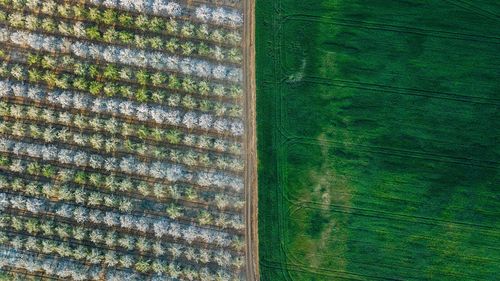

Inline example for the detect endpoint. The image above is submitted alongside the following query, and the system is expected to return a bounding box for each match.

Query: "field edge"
[244,0,259,279]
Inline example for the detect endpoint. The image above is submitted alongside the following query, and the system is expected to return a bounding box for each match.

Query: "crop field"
[0,0,254,280]
[257,0,499,280]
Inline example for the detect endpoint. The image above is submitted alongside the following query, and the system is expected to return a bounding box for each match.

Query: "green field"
[256,0,500,280]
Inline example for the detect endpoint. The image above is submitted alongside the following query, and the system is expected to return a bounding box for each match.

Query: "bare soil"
[243,0,259,280]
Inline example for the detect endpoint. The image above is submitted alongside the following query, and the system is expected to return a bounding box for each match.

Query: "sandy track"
[243,0,259,280]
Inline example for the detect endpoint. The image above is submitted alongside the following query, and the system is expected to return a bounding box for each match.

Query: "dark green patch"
[306,209,329,238]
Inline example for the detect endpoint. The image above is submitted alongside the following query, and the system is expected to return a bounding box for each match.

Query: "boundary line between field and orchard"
[243,0,259,279]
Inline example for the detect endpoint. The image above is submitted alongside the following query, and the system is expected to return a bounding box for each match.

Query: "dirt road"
[243,0,259,280]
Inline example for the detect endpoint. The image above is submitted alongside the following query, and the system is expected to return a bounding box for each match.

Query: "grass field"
[256,0,500,280]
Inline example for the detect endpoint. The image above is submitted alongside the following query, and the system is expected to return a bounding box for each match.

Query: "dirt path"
[243,0,259,280]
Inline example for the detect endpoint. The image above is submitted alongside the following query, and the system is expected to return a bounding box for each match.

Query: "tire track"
[443,0,499,22]
[303,76,500,105]
[281,14,500,43]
